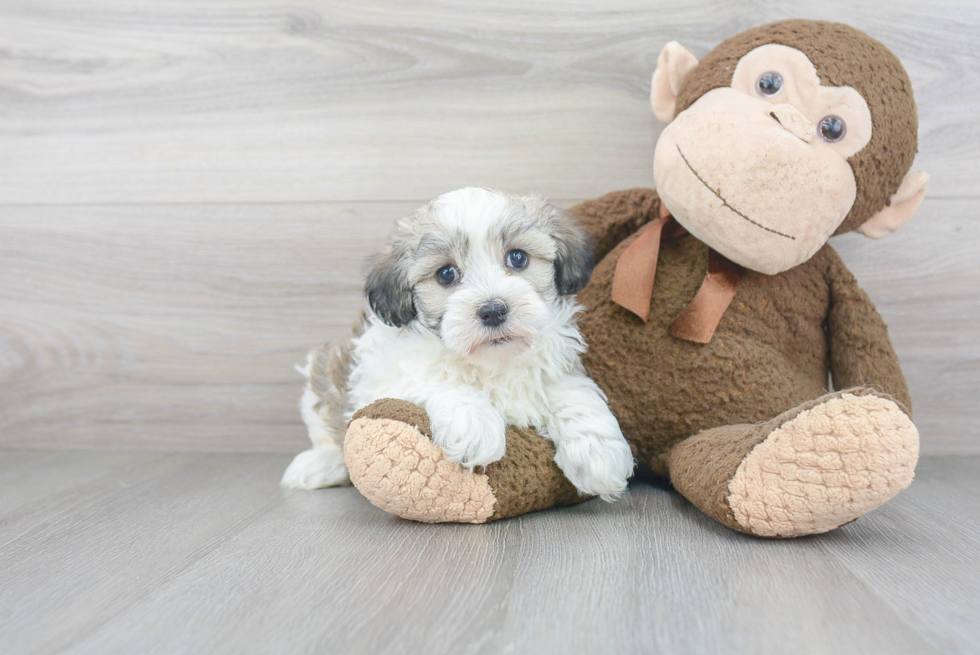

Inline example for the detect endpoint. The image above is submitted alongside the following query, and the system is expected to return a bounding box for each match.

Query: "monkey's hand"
[827,250,912,413]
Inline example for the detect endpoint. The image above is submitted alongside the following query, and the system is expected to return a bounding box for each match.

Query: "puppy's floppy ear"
[551,211,595,295]
[364,247,416,327]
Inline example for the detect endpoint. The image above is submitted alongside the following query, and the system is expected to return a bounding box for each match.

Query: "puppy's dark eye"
[818,115,846,143]
[436,264,458,286]
[506,250,529,270]
[757,71,783,97]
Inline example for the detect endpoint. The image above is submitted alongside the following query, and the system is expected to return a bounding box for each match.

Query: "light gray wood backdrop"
[1,0,978,454]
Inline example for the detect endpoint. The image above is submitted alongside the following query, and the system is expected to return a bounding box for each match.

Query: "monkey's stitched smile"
[676,145,796,241]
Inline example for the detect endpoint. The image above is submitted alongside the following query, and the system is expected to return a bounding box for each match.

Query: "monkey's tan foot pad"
[345,409,496,524]
[728,392,919,538]
[345,399,588,523]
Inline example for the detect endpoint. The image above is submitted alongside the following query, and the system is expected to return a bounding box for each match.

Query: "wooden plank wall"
[1,0,978,454]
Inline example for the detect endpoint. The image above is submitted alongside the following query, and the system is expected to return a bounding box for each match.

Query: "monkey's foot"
[344,399,587,523]
[668,389,919,538]
[727,391,919,537]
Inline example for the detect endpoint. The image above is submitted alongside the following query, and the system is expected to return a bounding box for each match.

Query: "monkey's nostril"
[768,106,815,144]
[478,300,508,327]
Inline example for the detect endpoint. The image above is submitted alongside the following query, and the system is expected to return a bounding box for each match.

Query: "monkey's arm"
[826,249,912,415]
[568,188,660,263]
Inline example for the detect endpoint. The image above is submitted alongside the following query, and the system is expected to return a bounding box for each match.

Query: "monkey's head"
[650,20,929,275]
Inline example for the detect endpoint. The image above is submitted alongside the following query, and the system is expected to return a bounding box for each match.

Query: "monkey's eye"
[506,249,529,270]
[818,115,847,143]
[756,72,784,97]
[436,264,458,286]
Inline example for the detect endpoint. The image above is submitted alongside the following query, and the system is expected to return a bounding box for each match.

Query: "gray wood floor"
[0,450,977,655]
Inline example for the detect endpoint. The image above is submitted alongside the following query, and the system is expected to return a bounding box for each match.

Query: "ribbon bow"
[610,204,742,344]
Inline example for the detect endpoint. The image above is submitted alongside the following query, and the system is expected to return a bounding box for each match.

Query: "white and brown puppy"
[281,187,634,500]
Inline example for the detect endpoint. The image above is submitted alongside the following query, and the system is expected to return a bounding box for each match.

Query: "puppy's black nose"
[478,300,508,327]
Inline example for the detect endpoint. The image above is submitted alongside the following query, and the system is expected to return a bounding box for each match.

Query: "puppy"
[281,187,634,500]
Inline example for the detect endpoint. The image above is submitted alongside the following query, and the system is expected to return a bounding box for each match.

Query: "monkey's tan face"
[654,44,873,274]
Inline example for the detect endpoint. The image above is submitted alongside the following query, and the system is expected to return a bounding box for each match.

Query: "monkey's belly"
[578,235,831,470]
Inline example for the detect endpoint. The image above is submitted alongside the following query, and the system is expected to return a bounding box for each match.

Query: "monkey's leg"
[666,388,919,537]
[343,399,587,523]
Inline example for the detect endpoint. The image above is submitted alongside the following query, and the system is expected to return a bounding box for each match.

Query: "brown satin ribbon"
[610,216,670,322]
[611,206,743,344]
[667,249,742,344]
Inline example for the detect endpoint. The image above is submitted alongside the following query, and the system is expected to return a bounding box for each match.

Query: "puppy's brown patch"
[309,312,368,437]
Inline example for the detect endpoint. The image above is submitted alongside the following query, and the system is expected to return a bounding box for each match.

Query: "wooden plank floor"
[0,450,977,655]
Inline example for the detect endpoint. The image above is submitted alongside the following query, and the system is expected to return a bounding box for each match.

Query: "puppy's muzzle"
[478,299,508,327]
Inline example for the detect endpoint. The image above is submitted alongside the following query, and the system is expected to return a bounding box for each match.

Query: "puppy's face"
[365,188,593,362]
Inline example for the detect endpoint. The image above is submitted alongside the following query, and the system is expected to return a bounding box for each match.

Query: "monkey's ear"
[856,171,930,239]
[365,248,416,327]
[650,41,699,124]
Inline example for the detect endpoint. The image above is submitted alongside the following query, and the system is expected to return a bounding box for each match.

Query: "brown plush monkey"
[342,20,928,537]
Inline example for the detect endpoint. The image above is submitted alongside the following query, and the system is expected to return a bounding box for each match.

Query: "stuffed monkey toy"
[341,20,928,537]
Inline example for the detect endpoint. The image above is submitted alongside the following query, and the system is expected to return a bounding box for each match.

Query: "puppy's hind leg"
[281,323,363,489]
[280,380,349,489]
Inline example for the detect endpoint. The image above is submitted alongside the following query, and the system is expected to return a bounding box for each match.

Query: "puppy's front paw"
[429,401,507,469]
[555,436,634,501]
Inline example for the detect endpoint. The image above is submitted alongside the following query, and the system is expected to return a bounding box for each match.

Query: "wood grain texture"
[819,457,980,653]
[1,198,977,454]
[0,450,167,542]
[0,451,977,655]
[0,201,413,452]
[1,4,976,653]
[0,0,976,203]
[0,2,977,453]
